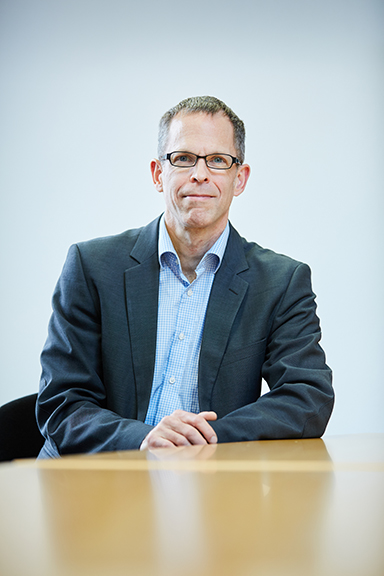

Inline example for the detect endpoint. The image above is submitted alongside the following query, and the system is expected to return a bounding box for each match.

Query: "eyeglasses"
[161,151,241,170]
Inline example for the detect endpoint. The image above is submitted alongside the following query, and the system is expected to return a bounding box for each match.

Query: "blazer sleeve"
[37,244,153,458]
[209,262,334,442]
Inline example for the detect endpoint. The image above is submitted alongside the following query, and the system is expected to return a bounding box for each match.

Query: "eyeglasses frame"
[160,151,241,170]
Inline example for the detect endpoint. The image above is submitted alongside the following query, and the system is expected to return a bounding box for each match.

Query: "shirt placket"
[161,280,196,410]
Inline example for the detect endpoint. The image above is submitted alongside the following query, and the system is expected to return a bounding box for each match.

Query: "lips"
[185,194,213,198]
[182,192,215,199]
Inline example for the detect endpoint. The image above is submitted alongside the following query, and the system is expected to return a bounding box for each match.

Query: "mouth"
[182,193,215,200]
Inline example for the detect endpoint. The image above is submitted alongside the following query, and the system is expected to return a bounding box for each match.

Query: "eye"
[207,154,231,169]
[171,152,196,166]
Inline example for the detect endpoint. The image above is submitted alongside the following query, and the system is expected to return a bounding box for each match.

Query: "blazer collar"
[124,216,161,420]
[198,223,250,410]
[129,216,160,264]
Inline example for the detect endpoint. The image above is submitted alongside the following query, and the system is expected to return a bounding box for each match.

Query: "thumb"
[198,411,217,421]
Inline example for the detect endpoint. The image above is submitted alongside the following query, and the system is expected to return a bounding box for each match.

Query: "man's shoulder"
[242,232,311,290]
[73,217,160,263]
[77,226,143,253]
[243,237,302,268]
[231,225,305,270]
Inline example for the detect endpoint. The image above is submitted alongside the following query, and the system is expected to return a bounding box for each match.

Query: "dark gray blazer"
[37,216,334,458]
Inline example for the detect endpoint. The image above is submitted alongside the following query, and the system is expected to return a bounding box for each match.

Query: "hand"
[140,410,218,450]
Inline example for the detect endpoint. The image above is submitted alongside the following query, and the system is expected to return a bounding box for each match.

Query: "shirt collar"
[158,214,229,275]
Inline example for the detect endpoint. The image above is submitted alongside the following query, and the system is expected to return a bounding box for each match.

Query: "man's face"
[151,112,250,238]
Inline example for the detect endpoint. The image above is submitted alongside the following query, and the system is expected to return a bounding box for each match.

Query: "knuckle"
[161,415,173,426]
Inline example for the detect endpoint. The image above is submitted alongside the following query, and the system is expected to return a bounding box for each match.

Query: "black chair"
[0,393,44,462]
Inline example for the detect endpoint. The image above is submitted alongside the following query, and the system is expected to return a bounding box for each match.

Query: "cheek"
[217,174,235,191]
[166,174,186,195]
[163,183,180,207]
[221,179,237,200]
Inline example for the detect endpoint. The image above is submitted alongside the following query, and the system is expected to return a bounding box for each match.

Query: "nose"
[190,157,210,183]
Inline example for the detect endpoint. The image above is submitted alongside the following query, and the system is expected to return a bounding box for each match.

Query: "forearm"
[37,387,153,455]
[209,375,334,443]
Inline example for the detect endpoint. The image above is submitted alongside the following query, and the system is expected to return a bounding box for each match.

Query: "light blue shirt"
[144,216,230,427]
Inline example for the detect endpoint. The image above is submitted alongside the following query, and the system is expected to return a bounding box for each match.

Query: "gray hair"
[158,96,246,164]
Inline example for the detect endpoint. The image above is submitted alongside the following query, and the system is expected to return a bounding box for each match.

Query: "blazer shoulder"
[76,227,143,258]
[71,216,160,268]
[234,228,308,276]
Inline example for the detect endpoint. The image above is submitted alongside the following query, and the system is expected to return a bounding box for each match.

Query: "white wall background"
[1,0,383,435]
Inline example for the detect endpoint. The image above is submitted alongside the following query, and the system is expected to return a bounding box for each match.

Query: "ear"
[233,163,251,197]
[150,159,163,193]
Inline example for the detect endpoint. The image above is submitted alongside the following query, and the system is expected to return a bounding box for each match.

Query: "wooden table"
[0,434,383,576]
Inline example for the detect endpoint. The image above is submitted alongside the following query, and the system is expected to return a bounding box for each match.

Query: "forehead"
[166,111,236,154]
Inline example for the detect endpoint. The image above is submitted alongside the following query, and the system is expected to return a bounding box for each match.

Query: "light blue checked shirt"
[144,216,230,427]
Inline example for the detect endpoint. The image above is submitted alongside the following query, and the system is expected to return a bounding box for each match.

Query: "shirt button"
[169,376,176,384]
[179,332,185,340]
[187,288,193,297]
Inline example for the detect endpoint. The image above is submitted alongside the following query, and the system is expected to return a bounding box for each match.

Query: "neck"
[164,218,227,281]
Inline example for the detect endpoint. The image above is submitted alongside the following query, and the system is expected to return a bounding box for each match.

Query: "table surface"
[0,434,383,576]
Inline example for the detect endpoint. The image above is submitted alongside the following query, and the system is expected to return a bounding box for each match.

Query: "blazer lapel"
[198,225,249,410]
[124,218,160,421]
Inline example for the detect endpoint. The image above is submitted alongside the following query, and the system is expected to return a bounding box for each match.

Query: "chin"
[183,212,213,230]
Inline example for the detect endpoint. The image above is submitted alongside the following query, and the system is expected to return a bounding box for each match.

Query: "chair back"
[0,393,44,462]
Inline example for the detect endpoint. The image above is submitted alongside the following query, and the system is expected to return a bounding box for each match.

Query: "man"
[37,96,334,458]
